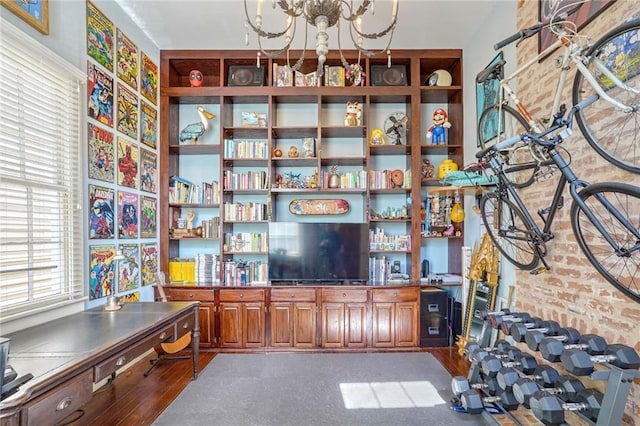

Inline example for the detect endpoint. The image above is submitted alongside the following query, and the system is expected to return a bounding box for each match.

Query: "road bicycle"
[473,97,640,303]
[476,2,640,188]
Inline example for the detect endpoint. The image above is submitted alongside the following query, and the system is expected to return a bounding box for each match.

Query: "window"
[0,17,85,320]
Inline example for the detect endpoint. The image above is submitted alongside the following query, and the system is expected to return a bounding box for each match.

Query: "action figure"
[426,108,451,144]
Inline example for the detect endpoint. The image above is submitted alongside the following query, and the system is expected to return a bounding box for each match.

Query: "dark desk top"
[2,302,197,405]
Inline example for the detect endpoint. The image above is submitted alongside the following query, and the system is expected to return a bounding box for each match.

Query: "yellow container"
[438,159,458,180]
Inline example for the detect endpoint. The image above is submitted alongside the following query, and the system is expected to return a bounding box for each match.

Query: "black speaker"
[370,65,407,86]
[228,66,265,87]
[391,261,401,274]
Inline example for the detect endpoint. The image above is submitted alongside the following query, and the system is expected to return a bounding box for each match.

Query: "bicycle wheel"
[480,191,540,270]
[572,20,640,174]
[477,104,537,188]
[571,182,640,303]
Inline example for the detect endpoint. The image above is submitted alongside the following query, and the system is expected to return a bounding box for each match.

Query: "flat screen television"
[268,222,369,284]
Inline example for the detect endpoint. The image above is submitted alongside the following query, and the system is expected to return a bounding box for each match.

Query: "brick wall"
[515,1,639,423]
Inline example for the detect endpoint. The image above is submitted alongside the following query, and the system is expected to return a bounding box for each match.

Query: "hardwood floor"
[68,347,470,426]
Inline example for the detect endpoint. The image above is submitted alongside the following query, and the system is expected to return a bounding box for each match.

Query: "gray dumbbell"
[524,327,581,351]
[496,365,559,391]
[560,344,640,376]
[529,389,603,424]
[512,375,586,408]
[451,375,500,397]
[539,333,608,362]
[460,388,519,414]
[481,353,538,377]
[510,320,561,343]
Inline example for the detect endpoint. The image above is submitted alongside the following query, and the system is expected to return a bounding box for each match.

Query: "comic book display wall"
[87,1,158,302]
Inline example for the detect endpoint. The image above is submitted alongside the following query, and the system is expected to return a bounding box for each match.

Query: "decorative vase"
[328,166,340,188]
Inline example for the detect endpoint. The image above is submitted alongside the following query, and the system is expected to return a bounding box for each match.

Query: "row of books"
[223,170,269,190]
[224,139,268,159]
[369,256,391,285]
[169,176,220,204]
[222,260,268,286]
[200,217,221,239]
[223,232,268,253]
[369,227,411,251]
[320,170,368,189]
[223,202,268,222]
[369,169,412,190]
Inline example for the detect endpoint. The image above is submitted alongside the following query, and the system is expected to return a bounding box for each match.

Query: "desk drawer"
[165,288,215,302]
[372,287,418,303]
[271,288,316,302]
[219,289,265,302]
[93,324,174,382]
[321,288,367,303]
[173,312,196,340]
[25,369,93,426]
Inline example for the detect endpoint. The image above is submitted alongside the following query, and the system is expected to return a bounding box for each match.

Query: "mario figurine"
[426,108,451,144]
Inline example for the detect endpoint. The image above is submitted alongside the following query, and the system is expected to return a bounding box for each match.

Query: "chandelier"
[244,0,399,76]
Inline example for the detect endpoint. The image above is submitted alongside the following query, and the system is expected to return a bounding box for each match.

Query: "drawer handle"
[159,332,167,340]
[239,293,243,298]
[291,294,295,298]
[189,294,194,298]
[182,322,189,329]
[342,293,346,297]
[393,291,398,297]
[116,356,127,367]
[56,397,73,411]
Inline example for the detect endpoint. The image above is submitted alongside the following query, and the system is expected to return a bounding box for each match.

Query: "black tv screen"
[268,222,369,284]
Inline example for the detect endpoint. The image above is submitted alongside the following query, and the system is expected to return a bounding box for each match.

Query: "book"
[326,66,345,87]
[118,190,139,239]
[273,63,293,87]
[89,184,115,239]
[118,243,140,291]
[140,195,157,238]
[89,244,116,300]
[87,123,115,183]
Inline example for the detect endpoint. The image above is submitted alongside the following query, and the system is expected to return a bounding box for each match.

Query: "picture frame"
[2,0,49,35]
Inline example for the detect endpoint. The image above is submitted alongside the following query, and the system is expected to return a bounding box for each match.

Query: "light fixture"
[244,0,399,76]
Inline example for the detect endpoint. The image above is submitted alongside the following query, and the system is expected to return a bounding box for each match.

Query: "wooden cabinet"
[320,288,368,348]
[269,288,317,348]
[371,287,419,347]
[159,287,216,348]
[219,289,266,348]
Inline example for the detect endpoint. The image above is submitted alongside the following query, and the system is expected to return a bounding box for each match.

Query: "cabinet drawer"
[372,287,418,303]
[321,288,367,303]
[93,324,174,382]
[219,289,265,302]
[271,288,316,302]
[165,288,215,302]
[173,312,196,340]
[25,369,93,426]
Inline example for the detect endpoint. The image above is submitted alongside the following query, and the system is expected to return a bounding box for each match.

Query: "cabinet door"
[395,301,419,347]
[198,302,215,347]
[219,302,242,348]
[270,302,293,347]
[345,302,367,348]
[293,302,316,348]
[372,302,395,347]
[321,302,344,348]
[243,302,266,347]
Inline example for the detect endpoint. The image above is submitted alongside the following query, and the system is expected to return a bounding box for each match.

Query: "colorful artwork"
[89,244,116,300]
[118,243,140,292]
[141,52,158,105]
[89,184,115,239]
[117,137,139,189]
[88,123,114,182]
[118,291,140,303]
[141,243,158,286]
[87,1,114,72]
[118,190,139,239]
[140,195,157,238]
[88,61,114,127]
[117,83,139,140]
[140,101,157,149]
[2,0,49,34]
[117,29,138,90]
[140,148,157,193]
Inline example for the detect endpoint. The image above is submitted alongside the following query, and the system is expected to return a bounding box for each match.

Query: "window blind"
[0,18,85,320]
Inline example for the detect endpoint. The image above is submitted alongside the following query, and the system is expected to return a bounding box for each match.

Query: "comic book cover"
[140,195,157,238]
[141,52,158,105]
[141,243,158,286]
[89,244,116,300]
[118,243,140,292]
[118,291,140,303]
[140,147,157,193]
[87,1,114,72]
[140,100,157,149]
[117,137,139,189]
[118,190,139,239]
[88,61,114,127]
[89,184,115,239]
[117,82,139,140]
[88,123,114,182]
[117,28,138,90]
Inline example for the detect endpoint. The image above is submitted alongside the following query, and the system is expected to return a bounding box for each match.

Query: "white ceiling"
[114,0,500,51]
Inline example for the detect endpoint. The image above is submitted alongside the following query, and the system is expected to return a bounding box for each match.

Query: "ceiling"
[114,0,500,51]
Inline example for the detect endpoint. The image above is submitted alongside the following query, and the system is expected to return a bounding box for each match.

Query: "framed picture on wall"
[1,0,49,35]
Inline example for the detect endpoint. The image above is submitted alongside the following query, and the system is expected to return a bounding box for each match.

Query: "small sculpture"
[426,108,451,144]
[273,147,283,158]
[179,106,215,144]
[369,128,385,145]
[346,63,365,87]
[288,145,299,158]
[390,169,404,188]
[186,210,195,231]
[421,159,435,184]
[303,138,315,157]
[189,70,203,87]
[344,101,362,126]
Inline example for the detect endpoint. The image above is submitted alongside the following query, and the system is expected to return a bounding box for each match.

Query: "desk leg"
[191,307,200,380]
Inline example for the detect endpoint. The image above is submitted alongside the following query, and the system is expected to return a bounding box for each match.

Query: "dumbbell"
[451,375,500,397]
[479,308,510,320]
[488,312,533,330]
[459,388,520,414]
[524,326,581,352]
[560,344,640,376]
[539,333,608,362]
[499,315,544,334]
[481,352,538,377]
[510,320,561,343]
[464,339,512,359]
[496,365,559,391]
[529,388,603,424]
[512,375,586,408]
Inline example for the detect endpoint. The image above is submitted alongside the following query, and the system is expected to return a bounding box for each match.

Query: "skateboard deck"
[289,199,350,215]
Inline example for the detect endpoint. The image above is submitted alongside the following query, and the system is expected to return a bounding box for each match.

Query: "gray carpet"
[153,352,485,426]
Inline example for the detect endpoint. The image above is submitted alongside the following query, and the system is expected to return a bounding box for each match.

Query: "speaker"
[391,261,401,274]
[370,65,407,86]
[228,66,265,87]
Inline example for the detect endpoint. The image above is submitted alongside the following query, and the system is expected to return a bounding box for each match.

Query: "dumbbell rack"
[464,314,640,425]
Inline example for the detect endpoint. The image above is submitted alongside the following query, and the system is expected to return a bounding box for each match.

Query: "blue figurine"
[179,106,215,144]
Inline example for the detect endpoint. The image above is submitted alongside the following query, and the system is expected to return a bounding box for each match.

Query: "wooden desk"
[0,302,199,426]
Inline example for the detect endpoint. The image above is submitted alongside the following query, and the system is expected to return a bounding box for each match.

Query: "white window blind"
[0,18,85,320]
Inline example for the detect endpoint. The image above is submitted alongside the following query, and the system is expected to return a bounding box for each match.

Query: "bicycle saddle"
[476,59,505,84]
